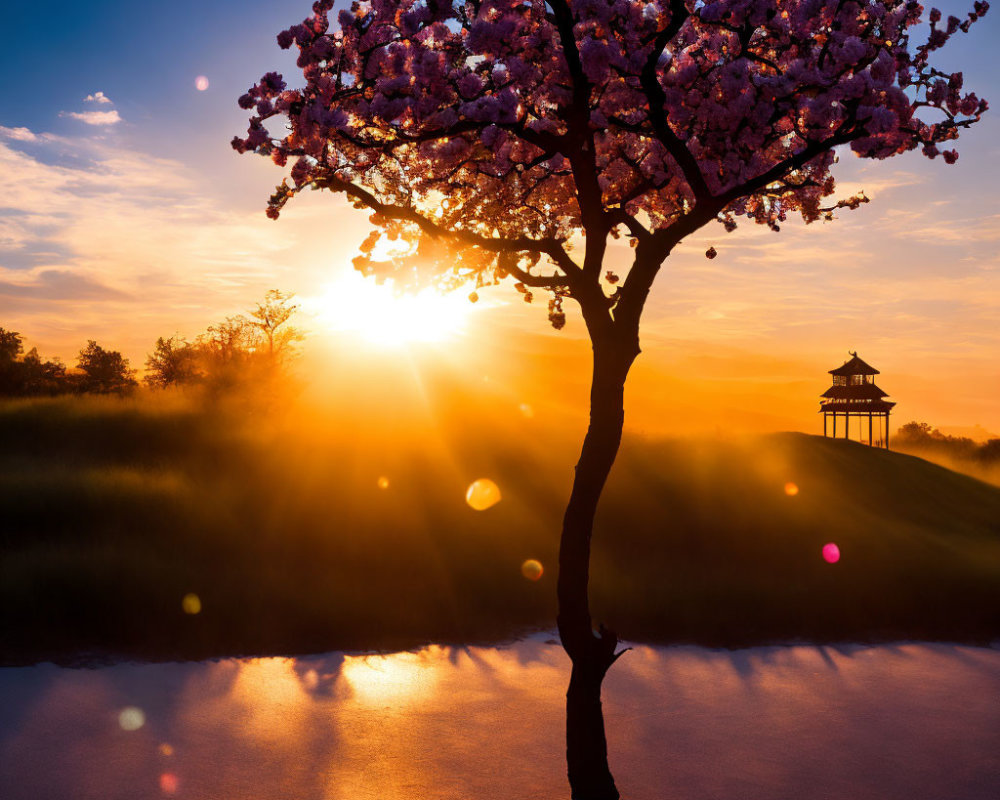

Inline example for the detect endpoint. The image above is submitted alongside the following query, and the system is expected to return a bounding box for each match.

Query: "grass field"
[1,394,998,665]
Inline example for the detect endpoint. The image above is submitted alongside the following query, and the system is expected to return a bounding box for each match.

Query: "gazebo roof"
[819,400,896,413]
[821,384,889,400]
[829,352,879,376]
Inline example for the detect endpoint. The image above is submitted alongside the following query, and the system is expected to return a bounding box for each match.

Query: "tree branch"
[716,133,859,207]
[313,172,579,286]
[639,0,712,202]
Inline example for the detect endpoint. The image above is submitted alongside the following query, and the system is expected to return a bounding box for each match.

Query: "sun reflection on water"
[342,651,441,706]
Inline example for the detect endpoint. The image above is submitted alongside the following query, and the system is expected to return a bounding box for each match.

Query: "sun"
[306,270,474,347]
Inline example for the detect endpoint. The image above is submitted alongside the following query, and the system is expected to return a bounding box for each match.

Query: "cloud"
[897,214,1000,244]
[0,268,130,301]
[0,126,40,142]
[61,110,122,126]
[0,121,365,363]
[84,91,112,104]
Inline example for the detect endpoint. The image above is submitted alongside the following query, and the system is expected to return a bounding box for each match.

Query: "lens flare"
[182,593,202,615]
[159,773,179,794]
[466,479,501,511]
[519,403,535,418]
[377,476,390,490]
[194,75,209,91]
[521,559,544,581]
[822,543,841,563]
[118,706,145,731]
[784,482,799,496]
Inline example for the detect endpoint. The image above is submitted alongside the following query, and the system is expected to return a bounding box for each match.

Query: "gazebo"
[820,352,895,448]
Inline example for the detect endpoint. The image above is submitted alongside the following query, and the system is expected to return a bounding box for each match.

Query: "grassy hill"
[1,396,997,665]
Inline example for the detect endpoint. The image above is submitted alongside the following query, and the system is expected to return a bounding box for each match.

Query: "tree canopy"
[235,0,988,333]
[76,341,138,395]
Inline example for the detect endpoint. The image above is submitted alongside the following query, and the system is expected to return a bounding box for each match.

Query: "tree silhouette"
[235,2,988,797]
[19,348,67,396]
[0,328,25,395]
[0,329,69,396]
[76,341,137,395]
[248,289,304,362]
[0,328,22,364]
[198,316,255,366]
[144,336,200,388]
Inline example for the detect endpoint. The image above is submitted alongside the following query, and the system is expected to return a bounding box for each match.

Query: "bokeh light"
[377,476,390,490]
[194,75,209,91]
[159,743,174,757]
[159,773,179,794]
[118,706,145,731]
[181,593,201,615]
[521,559,543,581]
[784,482,799,496]
[465,478,501,511]
[822,543,841,563]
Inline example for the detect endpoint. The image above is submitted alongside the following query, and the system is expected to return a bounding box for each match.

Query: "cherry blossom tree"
[235,1,987,796]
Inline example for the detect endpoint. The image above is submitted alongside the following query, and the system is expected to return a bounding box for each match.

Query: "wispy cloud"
[0,268,130,301]
[60,110,122,126]
[0,126,42,143]
[0,122,361,361]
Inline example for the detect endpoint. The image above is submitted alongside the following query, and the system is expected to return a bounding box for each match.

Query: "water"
[1,638,998,799]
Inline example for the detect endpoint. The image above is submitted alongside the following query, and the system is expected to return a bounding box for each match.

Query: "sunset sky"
[1,0,998,434]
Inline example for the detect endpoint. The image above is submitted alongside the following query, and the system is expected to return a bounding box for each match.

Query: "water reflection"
[0,639,997,800]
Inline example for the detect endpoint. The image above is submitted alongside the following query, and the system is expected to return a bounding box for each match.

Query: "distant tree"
[897,421,939,442]
[76,341,138,394]
[20,348,68,396]
[144,336,201,388]
[897,420,985,461]
[248,289,304,361]
[978,439,1000,464]
[0,328,25,394]
[0,329,71,396]
[0,328,22,363]
[198,316,256,368]
[237,2,989,795]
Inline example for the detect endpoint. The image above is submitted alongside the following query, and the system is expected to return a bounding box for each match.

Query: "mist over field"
[2,384,997,667]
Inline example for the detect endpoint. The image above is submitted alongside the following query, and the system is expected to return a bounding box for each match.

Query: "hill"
[0,397,997,665]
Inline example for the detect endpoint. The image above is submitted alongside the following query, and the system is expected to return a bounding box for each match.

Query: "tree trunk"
[558,339,636,800]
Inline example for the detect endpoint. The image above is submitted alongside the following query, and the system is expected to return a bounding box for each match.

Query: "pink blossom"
[234,0,987,272]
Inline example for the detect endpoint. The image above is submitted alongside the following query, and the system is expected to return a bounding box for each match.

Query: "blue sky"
[1,0,998,431]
